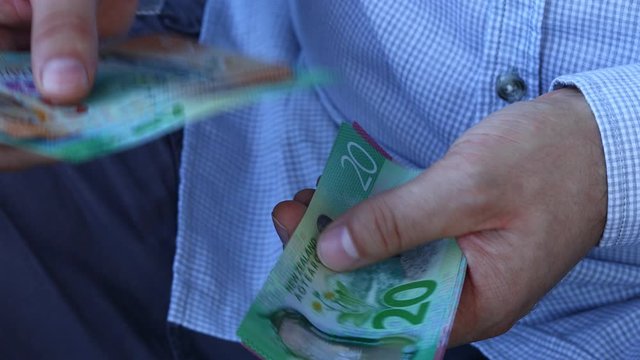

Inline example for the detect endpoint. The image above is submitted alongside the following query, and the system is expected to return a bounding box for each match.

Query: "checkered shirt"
[154,1,640,358]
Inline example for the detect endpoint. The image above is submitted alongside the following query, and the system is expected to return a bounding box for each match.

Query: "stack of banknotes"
[238,123,467,360]
[0,34,326,161]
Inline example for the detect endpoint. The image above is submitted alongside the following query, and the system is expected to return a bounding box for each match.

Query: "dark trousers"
[0,133,262,359]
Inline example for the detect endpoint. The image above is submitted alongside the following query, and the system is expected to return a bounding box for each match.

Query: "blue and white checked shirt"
[145,1,640,358]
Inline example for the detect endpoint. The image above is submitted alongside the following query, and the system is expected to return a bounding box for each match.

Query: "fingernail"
[317,225,359,271]
[41,58,88,96]
[272,215,290,244]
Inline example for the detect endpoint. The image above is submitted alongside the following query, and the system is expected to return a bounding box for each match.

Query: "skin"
[273,88,607,346]
[0,0,138,170]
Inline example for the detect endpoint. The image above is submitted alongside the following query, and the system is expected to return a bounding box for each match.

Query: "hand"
[0,0,138,170]
[272,88,607,346]
[1,0,138,103]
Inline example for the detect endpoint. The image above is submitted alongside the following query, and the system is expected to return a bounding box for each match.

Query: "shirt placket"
[475,0,546,120]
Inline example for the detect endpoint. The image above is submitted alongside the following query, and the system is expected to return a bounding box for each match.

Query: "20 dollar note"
[239,123,467,359]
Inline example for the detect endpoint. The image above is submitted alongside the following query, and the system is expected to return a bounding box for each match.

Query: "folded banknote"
[238,123,467,360]
[0,35,326,161]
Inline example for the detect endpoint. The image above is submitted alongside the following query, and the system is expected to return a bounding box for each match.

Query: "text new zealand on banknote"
[238,123,467,360]
[0,34,326,161]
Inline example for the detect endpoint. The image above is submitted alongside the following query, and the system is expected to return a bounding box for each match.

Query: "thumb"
[317,160,494,271]
[31,0,99,104]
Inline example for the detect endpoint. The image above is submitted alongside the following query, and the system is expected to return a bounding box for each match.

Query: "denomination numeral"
[371,280,437,329]
[372,302,430,329]
[340,141,378,191]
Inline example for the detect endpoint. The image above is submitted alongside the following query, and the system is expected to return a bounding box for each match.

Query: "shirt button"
[496,71,526,103]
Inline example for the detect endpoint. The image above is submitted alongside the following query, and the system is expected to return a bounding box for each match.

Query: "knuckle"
[0,0,31,26]
[364,198,404,257]
[32,13,95,47]
[459,158,485,185]
[461,166,494,210]
[446,157,499,223]
[271,200,290,216]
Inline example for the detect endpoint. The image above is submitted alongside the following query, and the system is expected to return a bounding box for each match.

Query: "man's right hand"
[2,0,138,103]
[0,0,139,170]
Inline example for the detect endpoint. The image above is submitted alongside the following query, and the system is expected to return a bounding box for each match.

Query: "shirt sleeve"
[552,64,640,247]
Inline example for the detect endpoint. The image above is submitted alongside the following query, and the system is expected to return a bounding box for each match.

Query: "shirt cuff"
[137,0,165,16]
[552,64,640,247]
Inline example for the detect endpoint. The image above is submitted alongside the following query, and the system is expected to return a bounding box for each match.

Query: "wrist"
[539,88,607,246]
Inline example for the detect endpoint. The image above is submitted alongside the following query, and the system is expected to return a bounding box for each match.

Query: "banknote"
[238,123,467,359]
[0,35,326,161]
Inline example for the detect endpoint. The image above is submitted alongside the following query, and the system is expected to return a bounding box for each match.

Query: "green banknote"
[0,35,326,162]
[238,123,467,359]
